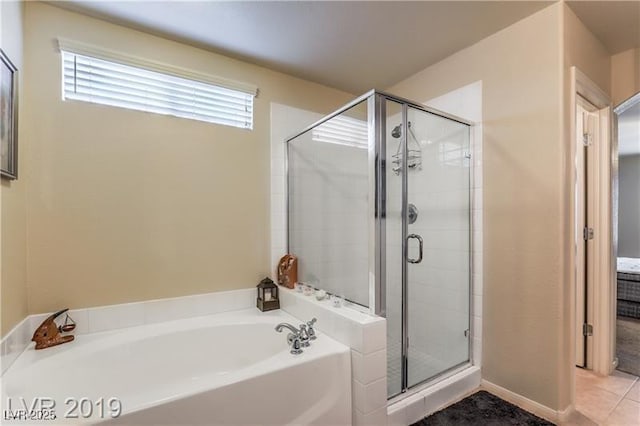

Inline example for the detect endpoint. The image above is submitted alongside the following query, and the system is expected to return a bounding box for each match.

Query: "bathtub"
[1,309,351,425]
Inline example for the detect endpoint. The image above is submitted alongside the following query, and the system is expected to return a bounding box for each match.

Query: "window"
[62,50,255,129]
[312,115,368,149]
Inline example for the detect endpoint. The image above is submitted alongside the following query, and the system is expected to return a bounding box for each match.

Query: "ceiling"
[619,101,640,156]
[567,1,640,54]
[52,1,555,94]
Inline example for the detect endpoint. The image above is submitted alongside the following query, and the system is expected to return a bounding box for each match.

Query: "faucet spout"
[275,323,300,334]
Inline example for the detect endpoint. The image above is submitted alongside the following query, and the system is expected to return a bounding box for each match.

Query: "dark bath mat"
[411,390,555,426]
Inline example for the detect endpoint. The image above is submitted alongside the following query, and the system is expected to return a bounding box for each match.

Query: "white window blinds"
[62,51,254,129]
[312,115,369,149]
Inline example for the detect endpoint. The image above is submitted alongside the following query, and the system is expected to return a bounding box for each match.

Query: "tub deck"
[1,309,351,425]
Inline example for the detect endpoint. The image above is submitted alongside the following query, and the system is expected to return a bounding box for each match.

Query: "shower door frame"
[284,89,475,397]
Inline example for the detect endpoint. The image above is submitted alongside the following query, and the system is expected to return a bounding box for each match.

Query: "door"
[384,98,471,397]
[575,95,599,368]
[405,106,471,387]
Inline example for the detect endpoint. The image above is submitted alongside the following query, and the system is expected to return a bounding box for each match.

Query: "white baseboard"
[480,379,573,423]
[557,403,575,422]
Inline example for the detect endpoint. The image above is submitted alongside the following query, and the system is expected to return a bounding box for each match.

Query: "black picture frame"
[1,48,18,180]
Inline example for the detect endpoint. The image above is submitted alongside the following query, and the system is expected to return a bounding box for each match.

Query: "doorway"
[570,69,640,425]
[613,92,640,377]
[571,67,615,377]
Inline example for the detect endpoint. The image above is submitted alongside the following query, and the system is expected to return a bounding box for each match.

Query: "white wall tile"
[0,318,30,375]
[68,309,89,335]
[353,377,388,414]
[403,393,426,425]
[472,337,482,366]
[473,295,483,318]
[354,406,388,426]
[352,348,386,385]
[88,302,145,333]
[472,315,482,340]
[363,321,387,354]
[424,81,483,123]
[387,401,407,426]
[472,273,483,296]
[143,296,195,324]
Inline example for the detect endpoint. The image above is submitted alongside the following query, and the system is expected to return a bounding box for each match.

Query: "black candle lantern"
[257,277,280,311]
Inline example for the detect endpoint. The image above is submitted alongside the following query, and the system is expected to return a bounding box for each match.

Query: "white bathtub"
[1,309,351,425]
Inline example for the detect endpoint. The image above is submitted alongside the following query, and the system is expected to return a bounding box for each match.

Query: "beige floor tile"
[576,384,623,423]
[576,368,638,397]
[626,381,640,403]
[561,410,599,426]
[605,399,640,426]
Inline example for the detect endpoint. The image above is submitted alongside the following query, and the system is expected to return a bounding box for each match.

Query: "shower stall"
[286,90,472,398]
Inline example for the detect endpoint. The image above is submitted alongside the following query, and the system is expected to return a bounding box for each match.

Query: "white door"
[576,95,599,368]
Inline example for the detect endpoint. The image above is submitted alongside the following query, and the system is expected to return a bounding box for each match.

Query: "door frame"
[569,67,616,378]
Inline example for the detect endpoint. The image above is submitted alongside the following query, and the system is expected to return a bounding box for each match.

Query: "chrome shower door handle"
[407,234,423,264]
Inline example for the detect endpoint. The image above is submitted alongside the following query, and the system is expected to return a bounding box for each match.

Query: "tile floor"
[566,367,640,425]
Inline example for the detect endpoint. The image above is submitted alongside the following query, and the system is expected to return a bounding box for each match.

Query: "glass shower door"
[405,106,471,387]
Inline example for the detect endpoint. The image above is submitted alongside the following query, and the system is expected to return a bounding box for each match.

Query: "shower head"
[391,121,412,139]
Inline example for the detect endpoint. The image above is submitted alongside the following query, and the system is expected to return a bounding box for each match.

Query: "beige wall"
[611,48,640,106]
[563,5,611,95]
[389,4,567,410]
[22,2,352,315]
[1,0,28,337]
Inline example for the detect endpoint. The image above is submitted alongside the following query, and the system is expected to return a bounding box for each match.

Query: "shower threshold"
[387,363,481,422]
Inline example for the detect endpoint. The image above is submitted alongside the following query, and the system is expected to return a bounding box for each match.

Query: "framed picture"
[1,48,18,180]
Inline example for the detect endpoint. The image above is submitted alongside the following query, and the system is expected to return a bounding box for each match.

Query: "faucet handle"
[287,333,303,355]
[298,324,311,347]
[306,318,317,340]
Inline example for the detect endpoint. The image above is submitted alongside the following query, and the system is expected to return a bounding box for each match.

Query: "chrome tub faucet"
[275,318,318,355]
[275,323,303,355]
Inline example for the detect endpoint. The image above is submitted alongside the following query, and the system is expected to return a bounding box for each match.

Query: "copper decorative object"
[32,308,76,350]
[257,277,280,311]
[277,254,298,289]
